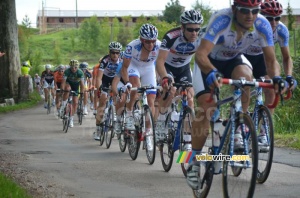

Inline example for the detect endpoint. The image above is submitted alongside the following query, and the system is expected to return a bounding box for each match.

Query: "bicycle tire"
[63,105,71,133]
[160,112,175,172]
[180,107,193,177]
[255,105,274,184]
[143,105,156,165]
[78,97,83,125]
[192,160,214,198]
[47,93,51,114]
[105,105,115,149]
[119,110,127,152]
[222,113,258,198]
[127,129,140,160]
[99,123,105,146]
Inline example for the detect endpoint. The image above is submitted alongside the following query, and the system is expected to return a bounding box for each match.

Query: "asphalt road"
[0,104,300,198]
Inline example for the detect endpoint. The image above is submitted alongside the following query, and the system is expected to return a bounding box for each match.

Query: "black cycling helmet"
[79,62,89,69]
[180,10,204,25]
[109,42,122,51]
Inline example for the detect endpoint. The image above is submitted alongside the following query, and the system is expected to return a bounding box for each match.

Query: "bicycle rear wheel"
[222,113,258,198]
[160,112,175,172]
[119,110,127,152]
[143,105,156,165]
[255,105,274,184]
[105,105,115,149]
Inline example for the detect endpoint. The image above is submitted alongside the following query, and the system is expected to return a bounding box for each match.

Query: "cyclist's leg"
[126,65,140,130]
[43,81,49,108]
[83,88,88,114]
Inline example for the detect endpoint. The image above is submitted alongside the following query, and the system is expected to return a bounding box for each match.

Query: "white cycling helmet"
[45,64,51,69]
[180,10,204,24]
[109,42,122,51]
[139,24,158,40]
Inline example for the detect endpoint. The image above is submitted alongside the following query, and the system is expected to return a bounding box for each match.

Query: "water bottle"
[213,130,222,174]
[133,109,141,125]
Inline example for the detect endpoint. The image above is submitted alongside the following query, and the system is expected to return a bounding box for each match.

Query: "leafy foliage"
[162,0,183,25]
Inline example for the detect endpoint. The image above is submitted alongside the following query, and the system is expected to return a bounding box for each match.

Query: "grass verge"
[0,91,42,114]
[0,173,31,198]
[0,91,42,197]
[274,133,300,150]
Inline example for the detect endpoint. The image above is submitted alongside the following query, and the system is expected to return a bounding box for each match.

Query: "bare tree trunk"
[0,0,20,100]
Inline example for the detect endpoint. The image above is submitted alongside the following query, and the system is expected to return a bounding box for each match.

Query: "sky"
[15,0,300,27]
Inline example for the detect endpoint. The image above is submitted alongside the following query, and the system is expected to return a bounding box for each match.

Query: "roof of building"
[37,10,163,17]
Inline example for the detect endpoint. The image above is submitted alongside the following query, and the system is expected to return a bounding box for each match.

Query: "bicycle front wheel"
[255,105,274,184]
[143,105,156,165]
[105,105,115,149]
[63,105,70,133]
[119,110,127,152]
[160,112,175,172]
[47,94,51,114]
[78,98,83,125]
[222,113,258,198]
[180,108,193,177]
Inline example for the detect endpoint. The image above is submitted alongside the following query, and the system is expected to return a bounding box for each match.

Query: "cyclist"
[243,0,296,149]
[94,42,123,140]
[34,73,41,93]
[79,62,92,115]
[120,24,161,145]
[54,64,65,116]
[188,0,287,190]
[155,9,204,150]
[92,58,103,116]
[60,60,85,128]
[41,64,55,108]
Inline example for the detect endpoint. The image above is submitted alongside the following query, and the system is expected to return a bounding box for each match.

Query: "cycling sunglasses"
[236,6,260,15]
[110,51,120,55]
[266,16,281,22]
[142,39,156,44]
[186,28,201,33]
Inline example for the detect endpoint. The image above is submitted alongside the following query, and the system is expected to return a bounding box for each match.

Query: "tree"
[286,2,295,31]
[0,0,21,99]
[192,0,213,26]
[162,0,184,25]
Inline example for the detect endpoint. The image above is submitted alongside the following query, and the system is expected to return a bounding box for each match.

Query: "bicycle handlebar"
[162,81,193,101]
[206,78,282,108]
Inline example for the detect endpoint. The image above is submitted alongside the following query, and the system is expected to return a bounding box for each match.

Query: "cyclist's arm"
[195,39,216,74]
[96,69,103,89]
[280,46,293,76]
[80,78,85,94]
[156,49,169,80]
[121,57,131,83]
[262,46,281,78]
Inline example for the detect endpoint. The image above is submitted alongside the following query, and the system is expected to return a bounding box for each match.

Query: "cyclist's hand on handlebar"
[285,75,297,91]
[162,76,172,90]
[205,69,223,90]
[125,82,132,90]
[272,76,287,94]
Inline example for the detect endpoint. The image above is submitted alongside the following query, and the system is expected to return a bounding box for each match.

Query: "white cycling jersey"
[159,27,201,68]
[124,39,161,93]
[243,21,289,55]
[203,8,274,61]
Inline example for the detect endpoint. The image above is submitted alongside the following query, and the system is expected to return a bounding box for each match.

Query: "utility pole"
[75,0,78,28]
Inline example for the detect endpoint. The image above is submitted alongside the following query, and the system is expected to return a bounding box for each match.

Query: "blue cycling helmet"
[79,62,89,69]
[139,24,158,40]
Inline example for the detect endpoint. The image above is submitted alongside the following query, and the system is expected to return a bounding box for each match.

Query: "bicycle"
[127,85,161,165]
[249,78,290,184]
[77,92,84,125]
[158,81,194,175]
[62,90,79,133]
[98,86,116,149]
[46,86,53,115]
[192,77,278,198]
